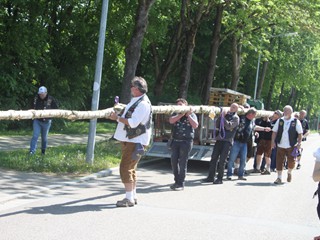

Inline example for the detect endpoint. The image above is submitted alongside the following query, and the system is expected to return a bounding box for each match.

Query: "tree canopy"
[1,0,319,125]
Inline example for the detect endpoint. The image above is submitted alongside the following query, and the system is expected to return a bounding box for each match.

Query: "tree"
[120,0,156,104]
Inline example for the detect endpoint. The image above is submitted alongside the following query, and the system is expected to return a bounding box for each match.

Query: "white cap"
[38,86,47,94]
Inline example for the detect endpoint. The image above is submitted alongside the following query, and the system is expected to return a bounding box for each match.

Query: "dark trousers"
[207,140,232,181]
[270,147,277,170]
[170,140,193,186]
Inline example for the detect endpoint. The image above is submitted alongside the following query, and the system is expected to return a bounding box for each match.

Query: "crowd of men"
[202,104,310,186]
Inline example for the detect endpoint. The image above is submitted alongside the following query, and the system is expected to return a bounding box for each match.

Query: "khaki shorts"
[119,142,141,183]
[256,139,272,158]
[276,146,295,171]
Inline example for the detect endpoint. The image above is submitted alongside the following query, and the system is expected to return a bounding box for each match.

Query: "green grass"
[0,139,122,176]
[0,121,120,176]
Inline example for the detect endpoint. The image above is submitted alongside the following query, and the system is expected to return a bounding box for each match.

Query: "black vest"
[275,118,298,147]
[172,115,195,141]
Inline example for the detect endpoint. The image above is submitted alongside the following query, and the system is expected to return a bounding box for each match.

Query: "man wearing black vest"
[226,108,266,181]
[169,98,198,190]
[29,86,59,155]
[271,105,303,184]
[110,77,152,207]
[202,103,239,184]
[296,109,310,169]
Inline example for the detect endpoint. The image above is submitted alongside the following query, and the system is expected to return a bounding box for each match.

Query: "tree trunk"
[230,36,241,90]
[256,61,269,99]
[178,0,214,99]
[179,32,196,99]
[266,65,276,110]
[153,21,185,97]
[201,4,224,104]
[276,81,285,110]
[120,0,156,104]
[287,86,296,106]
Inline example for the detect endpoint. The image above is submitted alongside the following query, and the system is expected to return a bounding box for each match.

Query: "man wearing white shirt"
[271,105,303,184]
[110,76,152,207]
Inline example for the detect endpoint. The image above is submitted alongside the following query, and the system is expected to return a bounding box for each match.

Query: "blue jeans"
[227,141,247,177]
[170,140,193,187]
[30,119,52,154]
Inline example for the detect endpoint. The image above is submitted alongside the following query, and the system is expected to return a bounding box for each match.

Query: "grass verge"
[0,139,121,176]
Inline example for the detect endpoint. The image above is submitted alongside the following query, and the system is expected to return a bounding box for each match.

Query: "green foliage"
[1,0,320,125]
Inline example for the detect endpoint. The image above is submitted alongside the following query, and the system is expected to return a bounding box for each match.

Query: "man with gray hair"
[271,105,303,184]
[110,76,152,207]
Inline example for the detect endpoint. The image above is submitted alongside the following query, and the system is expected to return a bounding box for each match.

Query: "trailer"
[145,88,251,161]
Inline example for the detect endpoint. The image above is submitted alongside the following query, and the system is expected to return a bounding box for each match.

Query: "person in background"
[296,109,310,169]
[201,103,239,184]
[312,147,320,221]
[169,98,198,190]
[270,110,283,172]
[252,116,272,174]
[271,105,303,184]
[29,86,58,155]
[110,76,152,207]
[226,108,266,181]
[233,103,250,175]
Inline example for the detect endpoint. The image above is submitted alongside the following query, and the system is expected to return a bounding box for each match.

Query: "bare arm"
[271,131,277,149]
[169,113,185,124]
[186,113,199,129]
[296,133,302,149]
[313,162,320,182]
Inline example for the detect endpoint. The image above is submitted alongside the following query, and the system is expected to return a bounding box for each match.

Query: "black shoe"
[201,178,213,183]
[213,179,223,184]
[238,176,247,181]
[226,177,232,181]
[170,183,184,191]
[170,184,177,190]
[296,164,301,170]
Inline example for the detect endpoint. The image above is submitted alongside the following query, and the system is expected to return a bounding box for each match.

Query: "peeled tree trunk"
[0,105,274,121]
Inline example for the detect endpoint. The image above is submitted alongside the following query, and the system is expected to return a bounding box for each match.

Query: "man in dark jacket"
[169,98,199,190]
[226,108,266,181]
[296,109,310,169]
[29,86,58,155]
[202,103,239,184]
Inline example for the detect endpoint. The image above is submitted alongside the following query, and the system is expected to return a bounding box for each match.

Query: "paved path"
[0,133,112,151]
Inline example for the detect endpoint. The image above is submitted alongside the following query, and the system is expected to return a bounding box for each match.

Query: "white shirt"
[272,117,303,148]
[113,94,152,146]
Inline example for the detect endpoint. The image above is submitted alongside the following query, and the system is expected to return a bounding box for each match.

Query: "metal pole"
[254,53,261,100]
[86,0,110,164]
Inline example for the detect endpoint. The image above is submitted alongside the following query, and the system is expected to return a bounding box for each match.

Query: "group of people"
[202,104,309,185]
[30,77,310,209]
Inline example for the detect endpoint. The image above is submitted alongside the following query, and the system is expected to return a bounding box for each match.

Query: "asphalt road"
[0,134,319,240]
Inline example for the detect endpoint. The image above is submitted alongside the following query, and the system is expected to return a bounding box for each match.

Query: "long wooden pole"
[0,105,274,121]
